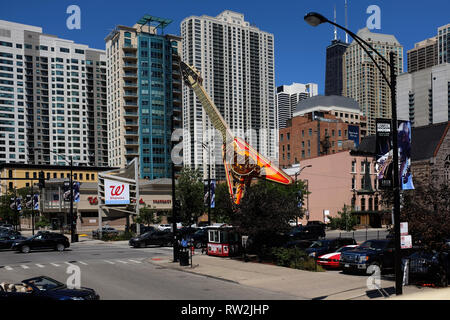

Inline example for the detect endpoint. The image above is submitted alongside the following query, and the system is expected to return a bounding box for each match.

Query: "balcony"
[123,53,137,59]
[123,62,137,68]
[123,72,137,79]
[125,111,138,117]
[123,91,137,98]
[124,100,138,107]
[125,139,139,146]
[124,130,138,136]
[123,81,137,88]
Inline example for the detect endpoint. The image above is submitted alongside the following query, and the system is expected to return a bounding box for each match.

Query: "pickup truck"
[339,239,395,273]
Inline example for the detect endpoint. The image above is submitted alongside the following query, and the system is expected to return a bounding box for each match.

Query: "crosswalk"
[0,257,147,272]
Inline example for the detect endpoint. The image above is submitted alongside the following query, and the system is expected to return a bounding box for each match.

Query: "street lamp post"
[304,12,403,295]
[34,148,76,243]
[200,141,212,226]
[294,165,312,226]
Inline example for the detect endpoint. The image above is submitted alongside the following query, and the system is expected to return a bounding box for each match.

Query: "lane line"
[103,260,115,264]
[36,264,45,268]
[128,259,142,264]
[20,265,29,269]
[116,260,128,264]
[78,261,88,265]
[5,266,13,271]
[50,263,60,267]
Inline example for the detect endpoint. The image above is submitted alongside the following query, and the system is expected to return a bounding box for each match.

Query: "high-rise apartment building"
[105,15,182,179]
[277,82,318,129]
[438,24,449,64]
[181,10,277,180]
[325,39,349,96]
[399,23,450,127]
[407,37,438,73]
[343,27,403,135]
[0,20,108,166]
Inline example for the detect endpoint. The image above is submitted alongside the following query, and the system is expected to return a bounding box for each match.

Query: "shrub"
[272,247,324,272]
[101,231,135,241]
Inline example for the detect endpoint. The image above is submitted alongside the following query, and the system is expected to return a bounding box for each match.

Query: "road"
[0,241,298,300]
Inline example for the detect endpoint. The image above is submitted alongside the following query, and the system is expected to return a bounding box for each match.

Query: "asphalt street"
[0,241,299,300]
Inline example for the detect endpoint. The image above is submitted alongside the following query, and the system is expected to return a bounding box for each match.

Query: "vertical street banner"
[16,197,22,212]
[375,119,393,189]
[210,180,216,209]
[73,181,80,202]
[204,180,216,208]
[33,193,39,210]
[398,121,414,190]
[347,125,360,148]
[375,119,414,190]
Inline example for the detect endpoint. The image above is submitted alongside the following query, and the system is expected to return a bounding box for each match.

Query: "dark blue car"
[0,276,99,300]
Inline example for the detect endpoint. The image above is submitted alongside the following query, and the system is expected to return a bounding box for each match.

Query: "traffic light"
[38,170,45,188]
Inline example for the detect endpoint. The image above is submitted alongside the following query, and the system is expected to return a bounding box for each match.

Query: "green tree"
[327,205,358,231]
[211,182,235,224]
[232,180,305,255]
[135,205,162,226]
[175,167,204,224]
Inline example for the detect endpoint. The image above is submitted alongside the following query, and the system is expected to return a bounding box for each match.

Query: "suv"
[305,238,357,258]
[340,239,395,273]
[129,230,173,248]
[11,232,70,253]
[92,226,119,239]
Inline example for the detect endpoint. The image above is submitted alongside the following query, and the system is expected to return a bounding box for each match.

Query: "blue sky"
[1,0,449,94]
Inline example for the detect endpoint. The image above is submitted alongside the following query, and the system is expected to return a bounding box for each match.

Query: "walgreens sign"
[104,179,130,205]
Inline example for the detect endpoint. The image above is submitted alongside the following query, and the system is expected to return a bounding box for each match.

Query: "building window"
[25,172,30,178]
[280,134,283,142]
[361,198,366,211]
[287,133,290,141]
[374,197,379,211]
[369,198,373,211]
[351,160,356,173]
[80,173,83,180]
[91,174,95,180]
[361,177,365,190]
[53,173,57,179]
[351,176,356,190]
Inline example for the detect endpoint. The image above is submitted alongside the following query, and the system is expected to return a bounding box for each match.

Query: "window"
[361,198,366,211]
[287,133,290,141]
[309,128,312,136]
[351,160,356,173]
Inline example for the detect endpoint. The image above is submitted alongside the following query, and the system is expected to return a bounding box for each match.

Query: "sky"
[1,0,449,94]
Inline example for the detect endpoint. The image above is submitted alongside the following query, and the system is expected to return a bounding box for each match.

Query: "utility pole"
[171,113,179,262]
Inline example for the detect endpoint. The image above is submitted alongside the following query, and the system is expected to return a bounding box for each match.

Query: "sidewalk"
[148,252,440,300]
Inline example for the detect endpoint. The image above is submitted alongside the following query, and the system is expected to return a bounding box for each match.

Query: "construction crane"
[180,61,293,205]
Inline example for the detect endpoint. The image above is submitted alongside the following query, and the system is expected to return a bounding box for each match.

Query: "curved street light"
[304,12,403,295]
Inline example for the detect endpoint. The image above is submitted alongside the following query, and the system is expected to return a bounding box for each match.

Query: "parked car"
[92,226,119,239]
[0,276,99,300]
[288,224,325,240]
[11,232,70,253]
[0,228,21,237]
[188,228,208,249]
[306,238,357,258]
[317,245,359,268]
[340,239,396,274]
[157,224,172,231]
[407,249,449,286]
[283,239,315,250]
[0,234,27,250]
[129,230,173,248]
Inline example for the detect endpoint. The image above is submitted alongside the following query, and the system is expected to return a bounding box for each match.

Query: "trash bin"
[179,250,190,266]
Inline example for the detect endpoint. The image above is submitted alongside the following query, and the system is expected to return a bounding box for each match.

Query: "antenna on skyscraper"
[345,0,349,43]
[333,5,337,41]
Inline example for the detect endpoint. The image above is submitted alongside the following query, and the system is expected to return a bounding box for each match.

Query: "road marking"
[50,263,60,267]
[36,264,45,268]
[128,259,142,264]
[116,260,128,264]
[20,265,29,269]
[78,261,88,265]
[103,260,115,264]
[5,266,13,271]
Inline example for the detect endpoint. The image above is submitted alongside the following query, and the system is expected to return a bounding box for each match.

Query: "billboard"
[105,179,130,205]
[375,119,414,190]
[347,125,360,148]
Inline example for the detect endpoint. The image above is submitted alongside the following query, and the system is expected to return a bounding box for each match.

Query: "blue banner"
[33,193,39,210]
[347,125,360,148]
[398,121,414,190]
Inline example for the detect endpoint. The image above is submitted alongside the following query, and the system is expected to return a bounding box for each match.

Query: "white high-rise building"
[0,20,108,166]
[343,28,404,135]
[181,10,277,179]
[277,83,318,128]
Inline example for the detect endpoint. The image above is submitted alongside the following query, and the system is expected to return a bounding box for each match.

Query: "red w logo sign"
[110,185,125,196]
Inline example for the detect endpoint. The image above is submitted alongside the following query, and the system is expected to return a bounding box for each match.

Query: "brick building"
[279,95,366,168]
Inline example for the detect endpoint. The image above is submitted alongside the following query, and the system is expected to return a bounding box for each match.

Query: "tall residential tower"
[343,28,404,135]
[105,15,182,179]
[181,10,277,179]
[0,20,108,166]
[277,82,318,129]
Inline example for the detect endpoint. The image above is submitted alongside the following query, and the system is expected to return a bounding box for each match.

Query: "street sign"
[400,222,408,236]
[401,235,412,249]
